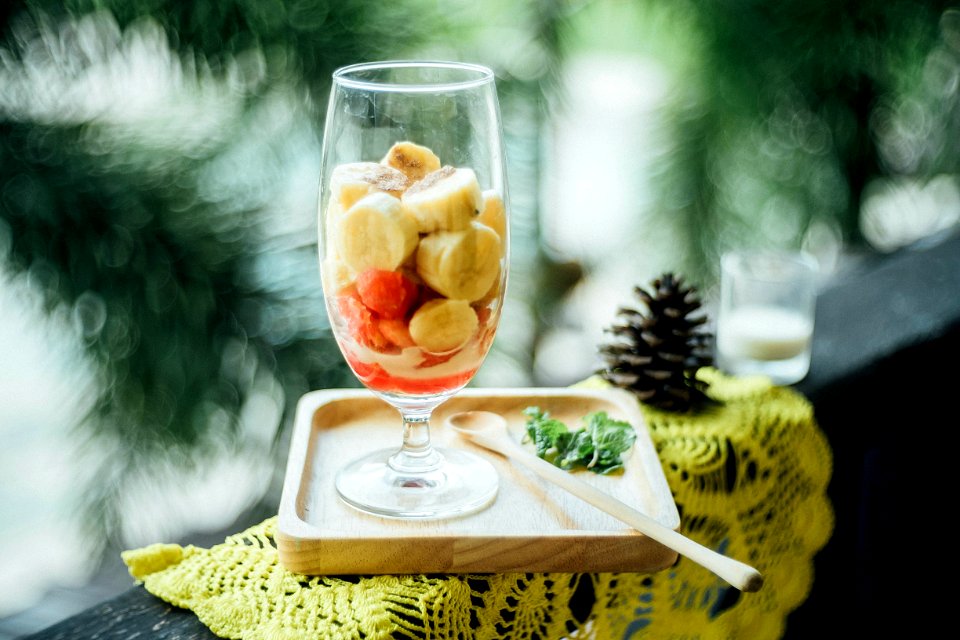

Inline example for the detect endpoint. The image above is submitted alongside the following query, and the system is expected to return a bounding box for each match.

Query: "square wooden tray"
[276,387,680,575]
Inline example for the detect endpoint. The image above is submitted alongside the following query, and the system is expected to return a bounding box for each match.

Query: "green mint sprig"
[521,406,637,475]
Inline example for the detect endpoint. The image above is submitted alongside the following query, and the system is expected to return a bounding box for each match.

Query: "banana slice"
[320,255,355,293]
[322,200,345,256]
[336,192,418,273]
[416,221,502,302]
[408,299,479,353]
[381,141,441,182]
[474,263,503,307]
[401,166,482,233]
[476,189,507,240]
[330,162,409,210]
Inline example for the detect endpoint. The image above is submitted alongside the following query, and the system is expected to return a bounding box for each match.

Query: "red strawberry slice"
[378,318,416,349]
[356,269,418,319]
[336,295,392,351]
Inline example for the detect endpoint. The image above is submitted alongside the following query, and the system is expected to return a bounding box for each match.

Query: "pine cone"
[598,273,714,412]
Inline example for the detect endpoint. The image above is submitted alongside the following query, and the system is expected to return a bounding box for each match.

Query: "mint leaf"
[522,406,572,465]
[522,406,637,474]
[584,411,636,473]
[558,429,593,470]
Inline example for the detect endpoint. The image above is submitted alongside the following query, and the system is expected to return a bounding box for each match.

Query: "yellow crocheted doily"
[122,369,832,639]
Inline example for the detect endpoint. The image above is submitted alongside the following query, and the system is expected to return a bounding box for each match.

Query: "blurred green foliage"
[4,0,444,96]
[1,0,449,447]
[559,0,959,285]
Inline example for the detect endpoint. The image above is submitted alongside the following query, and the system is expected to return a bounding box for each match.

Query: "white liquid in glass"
[717,306,813,384]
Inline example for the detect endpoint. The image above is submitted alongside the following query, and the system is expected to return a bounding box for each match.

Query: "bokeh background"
[2,0,958,635]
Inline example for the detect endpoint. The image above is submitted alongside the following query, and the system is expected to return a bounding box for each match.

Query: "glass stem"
[388,409,443,473]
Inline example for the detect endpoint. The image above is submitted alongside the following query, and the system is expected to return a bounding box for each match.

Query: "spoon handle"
[487,434,763,592]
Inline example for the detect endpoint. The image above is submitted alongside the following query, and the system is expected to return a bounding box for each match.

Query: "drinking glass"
[715,249,818,385]
[317,61,509,519]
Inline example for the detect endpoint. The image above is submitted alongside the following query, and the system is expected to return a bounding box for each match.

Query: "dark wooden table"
[24,230,960,640]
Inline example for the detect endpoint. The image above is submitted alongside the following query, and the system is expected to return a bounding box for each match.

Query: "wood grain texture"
[21,588,215,640]
[276,387,680,575]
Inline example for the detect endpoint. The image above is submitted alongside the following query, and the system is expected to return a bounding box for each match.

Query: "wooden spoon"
[445,410,764,592]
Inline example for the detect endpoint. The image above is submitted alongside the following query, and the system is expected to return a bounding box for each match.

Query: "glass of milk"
[716,249,819,385]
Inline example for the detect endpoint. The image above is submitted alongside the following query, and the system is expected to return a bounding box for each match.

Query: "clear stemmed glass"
[317,61,509,519]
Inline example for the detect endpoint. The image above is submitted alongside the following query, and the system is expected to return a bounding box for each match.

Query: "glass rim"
[332,60,495,92]
[721,249,819,277]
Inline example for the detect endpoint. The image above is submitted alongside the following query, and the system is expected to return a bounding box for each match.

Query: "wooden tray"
[276,387,680,575]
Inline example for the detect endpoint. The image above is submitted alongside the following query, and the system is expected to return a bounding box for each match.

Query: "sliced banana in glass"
[330,162,409,210]
[401,166,482,233]
[476,189,507,240]
[408,299,479,353]
[320,255,355,294]
[381,141,442,182]
[335,192,419,273]
[416,221,501,302]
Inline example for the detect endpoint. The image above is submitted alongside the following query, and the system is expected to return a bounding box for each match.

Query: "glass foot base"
[334,447,499,519]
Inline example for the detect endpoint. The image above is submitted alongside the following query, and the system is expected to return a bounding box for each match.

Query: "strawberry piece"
[346,357,391,388]
[356,269,418,319]
[335,295,392,351]
[475,305,492,327]
[378,318,416,349]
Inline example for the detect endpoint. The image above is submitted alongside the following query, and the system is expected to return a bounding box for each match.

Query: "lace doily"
[122,369,832,639]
